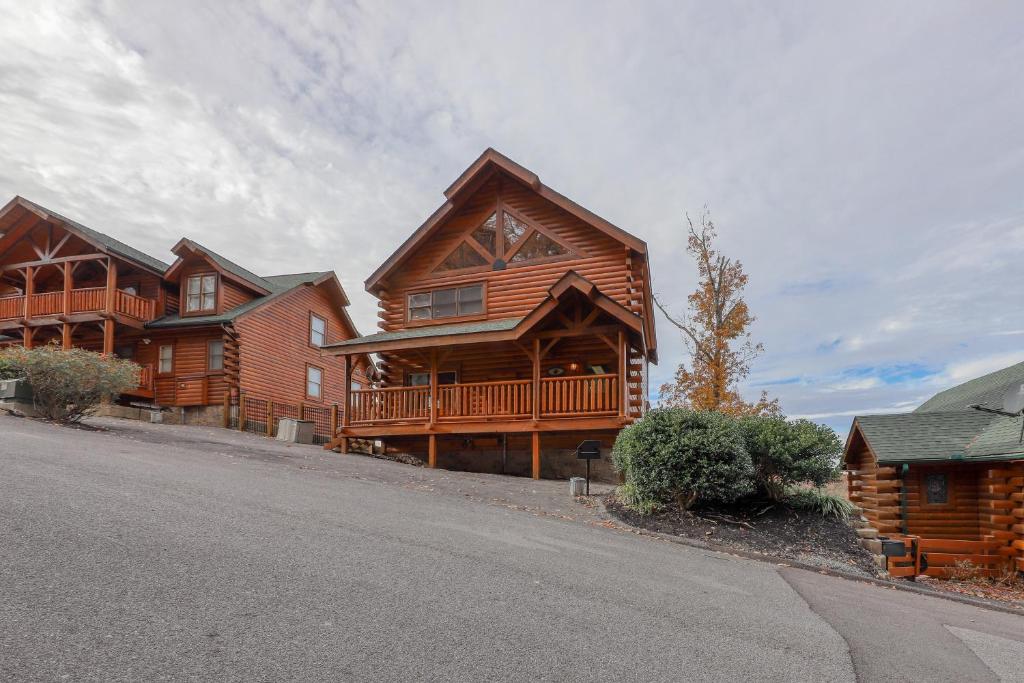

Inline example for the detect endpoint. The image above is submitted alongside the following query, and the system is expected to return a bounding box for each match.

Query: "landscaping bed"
[917,575,1024,610]
[605,495,882,578]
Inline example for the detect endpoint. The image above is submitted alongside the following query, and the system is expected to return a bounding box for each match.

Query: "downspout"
[898,463,909,535]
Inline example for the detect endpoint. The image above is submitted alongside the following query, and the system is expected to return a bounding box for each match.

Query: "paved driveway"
[1,415,1022,681]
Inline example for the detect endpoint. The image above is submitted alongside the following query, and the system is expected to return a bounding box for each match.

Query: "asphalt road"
[1,415,1022,681]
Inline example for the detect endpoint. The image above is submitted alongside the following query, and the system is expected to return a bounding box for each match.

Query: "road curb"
[591,497,1024,618]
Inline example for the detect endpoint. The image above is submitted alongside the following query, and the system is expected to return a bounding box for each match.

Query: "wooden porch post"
[429,348,438,427]
[23,265,33,318]
[23,326,33,349]
[617,329,627,417]
[62,262,72,316]
[104,258,117,314]
[532,338,541,421]
[428,433,437,469]
[340,355,351,454]
[222,393,231,428]
[61,323,71,350]
[532,431,540,479]
[102,319,114,356]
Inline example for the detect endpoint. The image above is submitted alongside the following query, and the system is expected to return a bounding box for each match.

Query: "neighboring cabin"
[322,148,657,479]
[845,362,1024,576]
[0,197,372,426]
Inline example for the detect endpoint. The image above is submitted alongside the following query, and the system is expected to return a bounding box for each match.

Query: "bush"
[0,345,139,423]
[739,415,842,501]
[0,351,21,379]
[612,408,754,513]
[785,487,854,520]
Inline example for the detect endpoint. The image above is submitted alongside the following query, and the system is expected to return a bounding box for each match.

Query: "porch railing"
[0,288,157,321]
[70,287,105,313]
[30,291,63,316]
[539,374,619,417]
[348,374,621,424]
[350,385,431,423]
[438,379,532,419]
[0,294,24,320]
[115,290,157,321]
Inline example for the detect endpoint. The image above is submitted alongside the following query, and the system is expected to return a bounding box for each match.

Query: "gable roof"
[364,148,648,293]
[916,360,1024,413]
[146,271,334,329]
[0,196,169,274]
[846,359,1024,466]
[165,238,272,294]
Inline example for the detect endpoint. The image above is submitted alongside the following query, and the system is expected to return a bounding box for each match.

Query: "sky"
[2,1,1023,436]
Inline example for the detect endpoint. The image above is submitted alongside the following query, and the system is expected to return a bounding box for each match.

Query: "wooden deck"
[0,287,157,323]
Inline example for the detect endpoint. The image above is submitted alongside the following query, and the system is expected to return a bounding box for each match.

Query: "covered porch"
[322,273,650,478]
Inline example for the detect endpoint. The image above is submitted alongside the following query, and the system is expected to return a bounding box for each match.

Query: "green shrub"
[0,345,139,423]
[612,408,754,513]
[0,351,21,379]
[739,415,842,501]
[785,487,854,520]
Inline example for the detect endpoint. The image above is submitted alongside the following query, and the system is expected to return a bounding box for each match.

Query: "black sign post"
[576,440,602,495]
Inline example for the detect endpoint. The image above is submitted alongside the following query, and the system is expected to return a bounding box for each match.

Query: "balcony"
[347,374,621,425]
[122,363,155,399]
[0,288,158,323]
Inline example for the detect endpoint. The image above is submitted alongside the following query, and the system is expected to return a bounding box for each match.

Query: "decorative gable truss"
[432,208,578,274]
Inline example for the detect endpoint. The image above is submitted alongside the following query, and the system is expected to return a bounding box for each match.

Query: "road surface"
[1,415,1022,681]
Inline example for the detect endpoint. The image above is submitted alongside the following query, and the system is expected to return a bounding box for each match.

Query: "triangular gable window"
[435,241,488,272]
[502,212,528,252]
[471,213,497,256]
[509,231,569,262]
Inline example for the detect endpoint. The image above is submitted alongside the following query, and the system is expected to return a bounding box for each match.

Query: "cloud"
[2,2,1024,432]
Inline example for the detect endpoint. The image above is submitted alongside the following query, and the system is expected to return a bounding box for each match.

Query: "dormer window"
[185,274,217,313]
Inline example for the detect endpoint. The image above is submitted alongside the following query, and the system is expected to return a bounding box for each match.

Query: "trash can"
[276,418,315,444]
[569,477,587,496]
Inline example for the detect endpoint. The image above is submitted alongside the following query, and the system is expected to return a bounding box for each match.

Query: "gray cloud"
[2,1,1023,436]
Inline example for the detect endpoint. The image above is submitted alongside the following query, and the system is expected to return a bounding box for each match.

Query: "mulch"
[605,495,883,578]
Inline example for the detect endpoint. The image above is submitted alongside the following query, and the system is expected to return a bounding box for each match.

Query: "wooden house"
[321,149,657,479]
[844,362,1024,578]
[0,197,372,429]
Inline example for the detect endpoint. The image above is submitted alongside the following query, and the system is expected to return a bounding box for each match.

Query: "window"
[925,473,948,505]
[407,284,484,322]
[306,365,323,399]
[408,371,457,386]
[310,314,326,347]
[185,274,217,313]
[509,231,569,262]
[436,242,487,271]
[432,210,574,274]
[351,380,362,392]
[122,285,138,296]
[207,340,224,371]
[158,345,173,374]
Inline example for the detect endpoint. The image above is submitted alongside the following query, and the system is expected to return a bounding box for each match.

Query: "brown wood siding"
[130,329,227,406]
[376,173,643,332]
[234,283,364,407]
[221,280,254,311]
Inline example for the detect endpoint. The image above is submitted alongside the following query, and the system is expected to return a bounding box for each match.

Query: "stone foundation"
[97,403,225,427]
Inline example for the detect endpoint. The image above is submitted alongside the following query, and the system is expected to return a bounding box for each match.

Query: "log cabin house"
[0,196,372,430]
[845,361,1024,578]
[321,149,657,479]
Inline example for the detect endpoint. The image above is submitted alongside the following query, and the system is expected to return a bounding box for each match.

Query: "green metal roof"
[323,317,524,349]
[177,238,273,292]
[146,271,329,329]
[916,360,1024,413]
[18,197,170,274]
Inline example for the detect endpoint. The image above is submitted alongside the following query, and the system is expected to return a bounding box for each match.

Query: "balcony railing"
[347,374,621,426]
[0,288,158,322]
